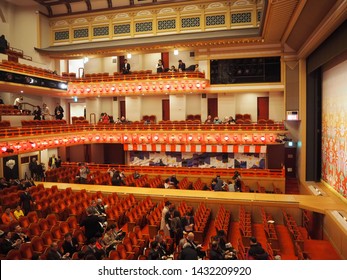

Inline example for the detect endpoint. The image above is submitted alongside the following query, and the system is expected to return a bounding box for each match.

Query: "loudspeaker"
[113,97,117,101]
[190,52,195,57]
[202,94,206,98]
[112,58,117,63]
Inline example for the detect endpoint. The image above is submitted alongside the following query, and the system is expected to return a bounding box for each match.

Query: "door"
[119,100,126,119]
[257,97,269,120]
[162,99,170,120]
[207,98,218,118]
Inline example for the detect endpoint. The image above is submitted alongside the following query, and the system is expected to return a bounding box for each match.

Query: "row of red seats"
[260,208,280,255]
[214,206,231,234]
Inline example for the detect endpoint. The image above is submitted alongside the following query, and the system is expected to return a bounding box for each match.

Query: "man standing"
[54,103,64,120]
[13,96,23,110]
[121,59,131,74]
[178,60,186,72]
[48,154,57,169]
[42,103,51,120]
[19,186,35,215]
[29,158,38,179]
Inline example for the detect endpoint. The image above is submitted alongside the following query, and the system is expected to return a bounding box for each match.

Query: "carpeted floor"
[304,239,341,260]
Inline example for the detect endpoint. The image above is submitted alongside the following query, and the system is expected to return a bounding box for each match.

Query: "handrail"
[60,162,285,178]
[0,122,286,139]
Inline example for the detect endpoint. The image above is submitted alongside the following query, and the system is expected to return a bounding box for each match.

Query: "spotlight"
[59,83,68,90]
[174,49,179,55]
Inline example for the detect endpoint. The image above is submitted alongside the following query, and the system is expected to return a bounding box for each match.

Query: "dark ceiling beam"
[66,2,72,14]
[85,0,92,11]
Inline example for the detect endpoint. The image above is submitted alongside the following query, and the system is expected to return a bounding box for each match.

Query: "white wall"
[125,96,142,121]
[142,53,161,73]
[141,96,164,121]
[69,59,84,77]
[70,102,86,122]
[235,92,268,122]
[269,92,285,121]
[170,95,186,120]
[186,94,201,115]
[218,93,236,120]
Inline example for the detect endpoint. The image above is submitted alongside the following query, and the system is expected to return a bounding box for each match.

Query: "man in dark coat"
[19,186,35,215]
[80,207,104,242]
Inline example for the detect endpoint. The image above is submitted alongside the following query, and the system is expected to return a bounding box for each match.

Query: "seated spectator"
[164,178,174,189]
[180,239,198,260]
[111,170,122,186]
[247,236,269,260]
[102,225,121,253]
[213,230,237,259]
[96,198,107,218]
[212,175,224,191]
[1,208,16,225]
[0,177,9,189]
[13,205,24,220]
[102,113,110,123]
[148,241,166,260]
[168,65,176,72]
[204,115,212,124]
[214,116,222,124]
[181,212,194,232]
[133,170,141,179]
[188,232,206,259]
[62,232,79,257]
[0,232,22,255]
[47,242,70,260]
[12,225,30,243]
[194,64,200,72]
[84,237,105,260]
[209,241,224,260]
[169,174,179,187]
[13,96,23,110]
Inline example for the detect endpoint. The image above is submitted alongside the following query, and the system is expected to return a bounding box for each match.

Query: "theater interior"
[0,0,346,260]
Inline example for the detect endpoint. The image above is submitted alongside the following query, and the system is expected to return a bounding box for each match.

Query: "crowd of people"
[121,58,200,75]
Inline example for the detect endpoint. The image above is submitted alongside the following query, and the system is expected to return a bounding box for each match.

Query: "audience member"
[55,156,62,168]
[232,171,242,192]
[164,178,174,189]
[29,158,38,179]
[133,170,141,179]
[33,106,42,120]
[209,240,224,260]
[84,237,105,260]
[160,201,171,237]
[213,116,222,124]
[54,103,64,120]
[0,177,9,189]
[12,225,30,243]
[13,205,24,220]
[168,65,176,72]
[0,35,9,53]
[62,232,79,257]
[0,97,3,104]
[169,174,179,187]
[13,96,23,110]
[1,207,16,225]
[78,162,90,184]
[177,59,186,72]
[204,115,212,124]
[42,103,51,120]
[148,241,165,260]
[0,232,22,255]
[247,236,268,260]
[170,210,183,245]
[47,242,69,260]
[186,232,205,259]
[194,64,200,72]
[19,186,35,215]
[178,60,186,72]
[102,225,120,253]
[121,59,131,74]
[48,154,57,169]
[80,206,104,242]
[181,211,194,233]
[156,59,164,73]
